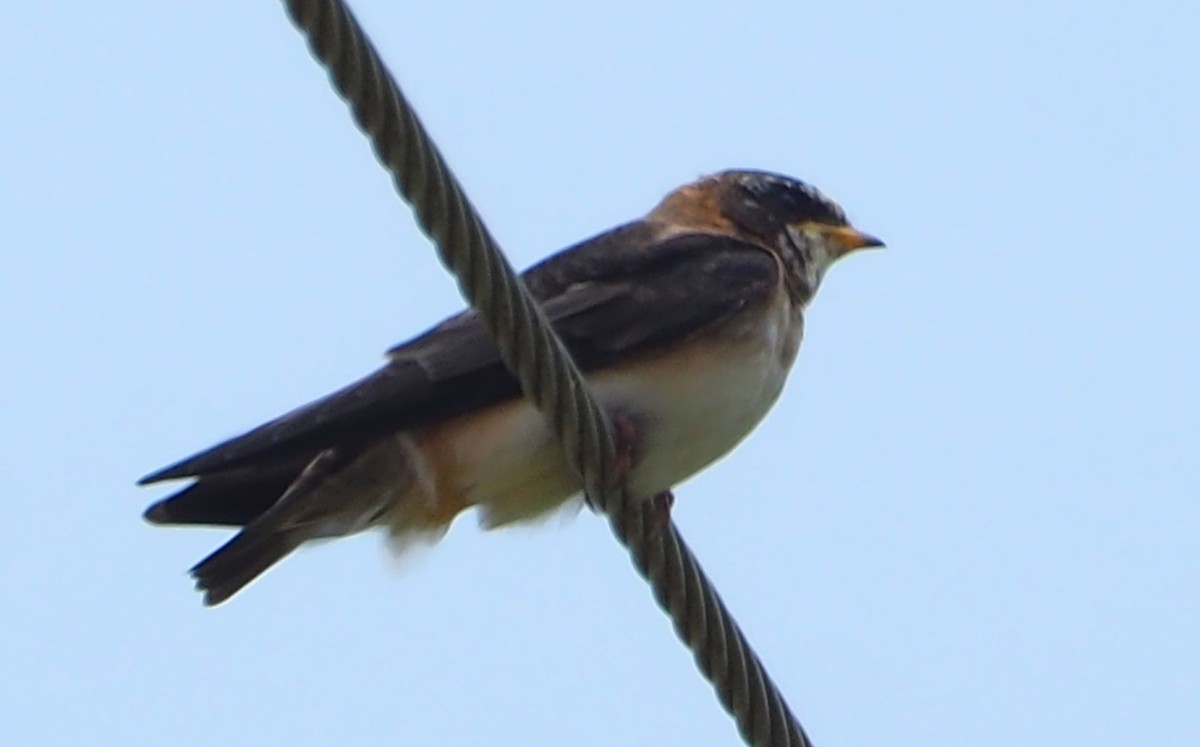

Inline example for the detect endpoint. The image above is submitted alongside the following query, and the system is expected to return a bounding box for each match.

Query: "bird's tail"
[148,441,428,604]
[190,528,303,606]
[142,456,312,528]
[187,448,368,605]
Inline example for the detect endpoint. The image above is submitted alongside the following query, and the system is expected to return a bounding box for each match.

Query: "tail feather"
[147,442,417,604]
[142,457,311,528]
[181,448,363,605]
[190,529,302,606]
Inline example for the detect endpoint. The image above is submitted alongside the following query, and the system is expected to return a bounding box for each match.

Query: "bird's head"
[718,170,883,302]
[651,169,883,305]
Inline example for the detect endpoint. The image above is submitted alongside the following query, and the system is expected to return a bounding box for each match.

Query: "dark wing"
[140,225,778,487]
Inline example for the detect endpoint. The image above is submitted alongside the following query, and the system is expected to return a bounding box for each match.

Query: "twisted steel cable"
[281,1,814,744]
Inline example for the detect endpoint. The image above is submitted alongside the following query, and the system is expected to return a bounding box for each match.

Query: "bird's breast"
[602,293,803,497]
[413,295,804,528]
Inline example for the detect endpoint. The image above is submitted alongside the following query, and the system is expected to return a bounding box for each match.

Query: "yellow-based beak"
[821,224,885,254]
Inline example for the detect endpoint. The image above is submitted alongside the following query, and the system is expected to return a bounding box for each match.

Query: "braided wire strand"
[282,2,813,745]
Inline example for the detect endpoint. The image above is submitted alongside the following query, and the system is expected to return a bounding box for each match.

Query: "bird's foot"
[648,490,675,532]
[609,411,641,487]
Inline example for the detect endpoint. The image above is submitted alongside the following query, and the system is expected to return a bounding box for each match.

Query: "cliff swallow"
[141,169,883,605]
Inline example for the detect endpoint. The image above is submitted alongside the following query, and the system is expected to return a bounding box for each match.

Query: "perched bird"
[141,169,882,605]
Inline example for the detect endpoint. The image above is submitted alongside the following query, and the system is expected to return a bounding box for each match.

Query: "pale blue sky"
[2,2,1197,745]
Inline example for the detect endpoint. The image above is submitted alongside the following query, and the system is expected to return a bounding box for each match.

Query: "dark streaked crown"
[716,170,848,242]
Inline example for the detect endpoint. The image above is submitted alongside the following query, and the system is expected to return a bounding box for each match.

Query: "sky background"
[2,2,1197,745]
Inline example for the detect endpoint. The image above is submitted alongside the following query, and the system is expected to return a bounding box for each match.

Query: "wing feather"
[140,227,778,484]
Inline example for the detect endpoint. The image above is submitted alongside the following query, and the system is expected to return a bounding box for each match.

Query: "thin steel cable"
[281,2,814,745]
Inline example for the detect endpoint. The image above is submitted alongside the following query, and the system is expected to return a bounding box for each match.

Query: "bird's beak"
[820,224,885,255]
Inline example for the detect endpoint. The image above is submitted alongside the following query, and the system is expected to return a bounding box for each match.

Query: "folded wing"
[142,225,779,528]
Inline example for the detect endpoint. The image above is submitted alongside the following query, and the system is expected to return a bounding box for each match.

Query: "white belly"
[595,322,798,497]
[413,300,804,529]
